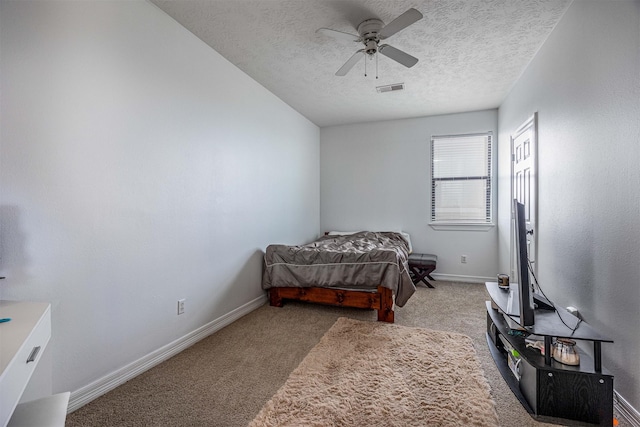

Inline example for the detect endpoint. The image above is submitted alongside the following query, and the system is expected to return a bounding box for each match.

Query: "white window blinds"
[431,133,492,223]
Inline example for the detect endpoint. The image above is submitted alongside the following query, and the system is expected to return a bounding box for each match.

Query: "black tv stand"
[485,282,614,426]
[533,292,555,310]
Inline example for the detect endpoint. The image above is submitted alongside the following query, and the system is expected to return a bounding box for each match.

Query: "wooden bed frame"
[268,285,394,323]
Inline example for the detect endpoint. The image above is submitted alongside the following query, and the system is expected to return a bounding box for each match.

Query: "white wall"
[0,0,319,396]
[321,110,498,281]
[498,0,640,411]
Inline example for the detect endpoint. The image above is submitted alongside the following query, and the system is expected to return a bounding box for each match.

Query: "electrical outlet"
[461,255,467,263]
[177,299,185,315]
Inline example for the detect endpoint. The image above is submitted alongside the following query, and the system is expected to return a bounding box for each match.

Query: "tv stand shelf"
[485,282,614,426]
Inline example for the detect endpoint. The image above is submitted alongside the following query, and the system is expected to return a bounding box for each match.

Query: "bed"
[262,231,416,323]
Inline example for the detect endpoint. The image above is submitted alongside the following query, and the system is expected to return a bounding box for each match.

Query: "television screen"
[514,199,535,327]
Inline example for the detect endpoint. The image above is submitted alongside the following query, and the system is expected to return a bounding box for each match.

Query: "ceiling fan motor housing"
[357,19,383,55]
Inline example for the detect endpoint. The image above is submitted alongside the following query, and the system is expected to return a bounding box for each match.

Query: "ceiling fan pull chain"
[364,53,367,77]
[376,51,379,79]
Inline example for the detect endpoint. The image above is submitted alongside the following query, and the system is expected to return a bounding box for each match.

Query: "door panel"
[511,114,537,279]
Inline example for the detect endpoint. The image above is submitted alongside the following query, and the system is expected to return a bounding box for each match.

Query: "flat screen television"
[514,199,535,327]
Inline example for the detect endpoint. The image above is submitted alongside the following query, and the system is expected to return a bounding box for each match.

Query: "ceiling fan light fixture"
[365,40,378,56]
[376,83,405,93]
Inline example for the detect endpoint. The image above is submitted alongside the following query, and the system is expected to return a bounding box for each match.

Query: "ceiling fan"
[317,8,423,77]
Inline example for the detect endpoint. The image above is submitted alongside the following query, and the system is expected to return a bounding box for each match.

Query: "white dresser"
[0,301,68,427]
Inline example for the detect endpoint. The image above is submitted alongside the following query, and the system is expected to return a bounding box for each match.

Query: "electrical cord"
[527,258,582,333]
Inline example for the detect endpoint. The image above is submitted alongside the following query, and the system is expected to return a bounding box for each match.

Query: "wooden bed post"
[269,288,284,307]
[377,286,394,323]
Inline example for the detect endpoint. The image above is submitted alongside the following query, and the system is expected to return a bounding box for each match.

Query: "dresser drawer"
[0,302,51,427]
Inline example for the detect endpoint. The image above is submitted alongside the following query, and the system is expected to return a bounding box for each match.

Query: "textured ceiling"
[150,0,571,127]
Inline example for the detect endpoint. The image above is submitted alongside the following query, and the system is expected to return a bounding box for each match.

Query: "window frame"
[429,132,494,231]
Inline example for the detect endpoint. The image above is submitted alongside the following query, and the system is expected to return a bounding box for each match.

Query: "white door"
[511,113,538,279]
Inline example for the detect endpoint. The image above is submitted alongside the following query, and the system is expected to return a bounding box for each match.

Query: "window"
[431,133,492,225]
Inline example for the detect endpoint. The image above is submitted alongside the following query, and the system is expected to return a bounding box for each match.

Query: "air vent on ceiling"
[376,83,405,93]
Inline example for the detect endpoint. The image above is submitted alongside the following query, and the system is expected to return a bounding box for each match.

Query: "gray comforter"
[262,231,416,307]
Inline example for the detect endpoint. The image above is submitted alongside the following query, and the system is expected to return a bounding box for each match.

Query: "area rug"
[248,317,499,427]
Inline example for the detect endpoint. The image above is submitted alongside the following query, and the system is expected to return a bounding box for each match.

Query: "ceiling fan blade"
[379,44,418,68]
[378,8,423,40]
[335,49,365,76]
[316,28,360,43]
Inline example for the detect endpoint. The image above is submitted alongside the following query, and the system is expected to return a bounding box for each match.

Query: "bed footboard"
[268,285,394,323]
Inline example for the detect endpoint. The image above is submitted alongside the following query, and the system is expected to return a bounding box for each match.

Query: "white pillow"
[399,232,413,253]
[327,231,361,236]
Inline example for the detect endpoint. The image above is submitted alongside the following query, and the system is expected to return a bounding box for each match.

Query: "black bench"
[407,253,437,288]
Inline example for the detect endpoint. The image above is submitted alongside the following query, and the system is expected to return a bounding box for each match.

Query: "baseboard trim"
[615,391,640,427]
[432,273,495,283]
[67,294,267,413]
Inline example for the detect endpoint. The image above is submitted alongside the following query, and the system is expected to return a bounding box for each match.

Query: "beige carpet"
[249,317,499,427]
[67,281,628,426]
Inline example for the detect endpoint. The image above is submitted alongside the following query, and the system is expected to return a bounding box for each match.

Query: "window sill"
[429,222,495,231]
